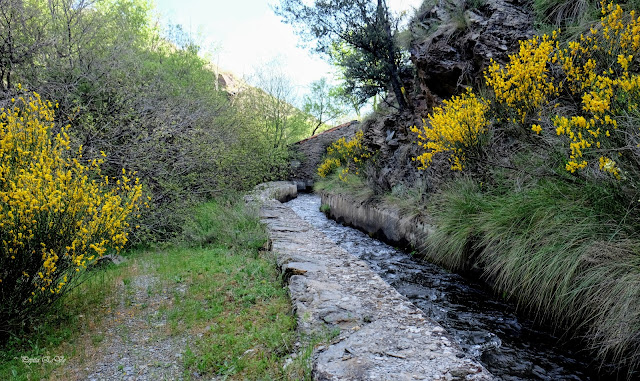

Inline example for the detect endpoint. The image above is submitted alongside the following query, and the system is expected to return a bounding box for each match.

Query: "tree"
[333,83,363,118]
[0,0,49,92]
[242,60,308,148]
[275,0,410,111]
[303,77,346,136]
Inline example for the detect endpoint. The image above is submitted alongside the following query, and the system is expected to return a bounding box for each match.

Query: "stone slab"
[248,183,493,380]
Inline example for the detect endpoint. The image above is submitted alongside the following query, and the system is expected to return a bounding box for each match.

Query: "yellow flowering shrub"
[479,1,640,179]
[485,32,560,124]
[317,131,372,181]
[550,1,640,178]
[0,89,143,329]
[411,91,490,171]
[317,157,341,178]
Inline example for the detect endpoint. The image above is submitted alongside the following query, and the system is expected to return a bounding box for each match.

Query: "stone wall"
[320,191,434,253]
[290,121,361,191]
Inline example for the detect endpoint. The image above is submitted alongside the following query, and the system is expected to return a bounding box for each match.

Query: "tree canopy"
[303,77,346,136]
[275,0,410,111]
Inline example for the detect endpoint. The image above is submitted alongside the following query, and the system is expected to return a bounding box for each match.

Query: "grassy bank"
[317,173,640,374]
[423,177,640,370]
[0,197,310,380]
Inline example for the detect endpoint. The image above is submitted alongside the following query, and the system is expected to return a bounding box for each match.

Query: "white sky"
[152,0,424,99]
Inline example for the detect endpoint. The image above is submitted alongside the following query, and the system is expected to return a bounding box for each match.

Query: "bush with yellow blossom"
[414,1,640,182]
[0,89,143,331]
[411,91,490,171]
[550,1,640,179]
[317,131,372,181]
[485,32,561,125]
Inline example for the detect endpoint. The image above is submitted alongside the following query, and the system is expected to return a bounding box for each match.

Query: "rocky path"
[252,182,493,380]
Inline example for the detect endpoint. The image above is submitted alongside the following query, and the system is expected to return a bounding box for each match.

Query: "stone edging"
[320,191,434,253]
[249,182,493,380]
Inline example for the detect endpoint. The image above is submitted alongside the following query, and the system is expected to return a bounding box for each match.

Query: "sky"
[152,0,424,100]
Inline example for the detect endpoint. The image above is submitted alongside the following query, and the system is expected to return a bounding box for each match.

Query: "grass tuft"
[422,176,640,371]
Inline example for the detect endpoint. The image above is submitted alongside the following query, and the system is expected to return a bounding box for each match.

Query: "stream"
[285,193,622,381]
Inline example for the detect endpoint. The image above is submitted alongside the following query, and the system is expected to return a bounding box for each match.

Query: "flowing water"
[286,193,622,381]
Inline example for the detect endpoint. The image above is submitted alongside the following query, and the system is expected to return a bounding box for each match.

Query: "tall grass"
[182,195,267,251]
[423,177,640,371]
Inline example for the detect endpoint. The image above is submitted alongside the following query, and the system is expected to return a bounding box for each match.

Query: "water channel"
[285,193,622,381]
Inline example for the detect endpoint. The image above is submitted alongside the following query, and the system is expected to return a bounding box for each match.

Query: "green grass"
[160,245,297,379]
[422,176,640,371]
[0,196,310,380]
[314,170,374,200]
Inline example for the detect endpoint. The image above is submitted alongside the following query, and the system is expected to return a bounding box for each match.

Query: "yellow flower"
[1,90,143,311]
[412,91,489,171]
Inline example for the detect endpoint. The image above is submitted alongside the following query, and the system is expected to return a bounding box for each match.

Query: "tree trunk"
[377,0,409,111]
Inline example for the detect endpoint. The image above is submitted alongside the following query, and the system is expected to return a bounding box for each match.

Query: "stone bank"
[246,182,492,380]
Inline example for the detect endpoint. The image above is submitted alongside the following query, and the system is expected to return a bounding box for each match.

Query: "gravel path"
[54,270,192,381]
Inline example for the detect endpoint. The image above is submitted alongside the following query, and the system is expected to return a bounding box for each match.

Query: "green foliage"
[330,84,363,118]
[534,0,592,26]
[303,77,347,136]
[319,204,331,214]
[240,60,312,148]
[0,0,296,242]
[314,169,374,200]
[182,196,267,251]
[275,0,410,110]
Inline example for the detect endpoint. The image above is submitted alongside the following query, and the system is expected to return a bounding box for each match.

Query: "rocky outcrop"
[290,121,361,190]
[410,0,535,101]
[251,182,492,380]
[357,0,535,195]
